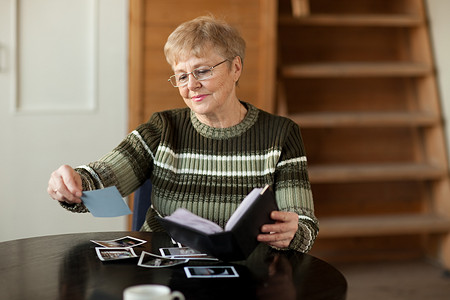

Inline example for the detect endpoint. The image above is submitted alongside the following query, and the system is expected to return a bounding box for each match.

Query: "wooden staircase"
[277,0,450,267]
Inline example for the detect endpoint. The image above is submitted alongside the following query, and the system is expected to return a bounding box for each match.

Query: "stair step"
[308,163,446,183]
[279,14,423,27]
[282,62,431,78]
[318,214,450,238]
[286,112,440,127]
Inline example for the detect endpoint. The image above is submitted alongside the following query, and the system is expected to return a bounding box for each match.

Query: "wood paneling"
[129,0,277,129]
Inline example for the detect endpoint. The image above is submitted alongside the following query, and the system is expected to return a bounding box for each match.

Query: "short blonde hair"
[164,15,246,68]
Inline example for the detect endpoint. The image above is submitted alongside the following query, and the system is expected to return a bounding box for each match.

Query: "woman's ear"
[232,56,243,84]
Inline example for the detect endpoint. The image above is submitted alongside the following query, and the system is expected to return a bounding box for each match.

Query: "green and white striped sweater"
[63,102,318,253]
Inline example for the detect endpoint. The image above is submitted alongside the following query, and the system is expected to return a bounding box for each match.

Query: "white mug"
[123,284,185,300]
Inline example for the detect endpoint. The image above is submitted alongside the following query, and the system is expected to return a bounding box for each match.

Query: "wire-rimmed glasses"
[168,59,228,87]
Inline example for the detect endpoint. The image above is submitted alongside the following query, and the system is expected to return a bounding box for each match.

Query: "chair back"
[132,179,152,231]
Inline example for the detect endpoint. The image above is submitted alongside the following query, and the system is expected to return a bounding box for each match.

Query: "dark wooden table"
[0,231,347,300]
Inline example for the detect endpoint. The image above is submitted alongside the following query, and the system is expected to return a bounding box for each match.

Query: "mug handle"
[171,291,185,300]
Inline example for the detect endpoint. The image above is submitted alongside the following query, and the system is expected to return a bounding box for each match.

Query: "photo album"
[157,185,278,261]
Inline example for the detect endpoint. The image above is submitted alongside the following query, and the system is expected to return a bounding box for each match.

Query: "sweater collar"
[190,102,259,139]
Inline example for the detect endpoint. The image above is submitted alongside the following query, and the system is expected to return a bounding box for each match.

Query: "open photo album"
[157,185,278,261]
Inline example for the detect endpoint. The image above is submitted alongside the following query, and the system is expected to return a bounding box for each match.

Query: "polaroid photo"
[160,247,203,257]
[138,251,188,268]
[91,236,147,248]
[184,266,239,278]
[159,247,218,261]
[95,247,138,261]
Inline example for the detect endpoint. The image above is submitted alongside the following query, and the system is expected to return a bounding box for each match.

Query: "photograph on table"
[138,251,188,268]
[95,247,138,261]
[91,236,147,248]
[184,266,239,278]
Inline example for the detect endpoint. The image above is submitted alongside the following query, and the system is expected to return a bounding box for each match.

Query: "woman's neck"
[196,101,247,128]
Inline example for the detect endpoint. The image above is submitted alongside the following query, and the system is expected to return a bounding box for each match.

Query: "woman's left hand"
[257,211,298,249]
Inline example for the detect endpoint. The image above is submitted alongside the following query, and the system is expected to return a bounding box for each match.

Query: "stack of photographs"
[90,236,239,278]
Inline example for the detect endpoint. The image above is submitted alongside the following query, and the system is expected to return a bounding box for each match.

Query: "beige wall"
[427,0,450,157]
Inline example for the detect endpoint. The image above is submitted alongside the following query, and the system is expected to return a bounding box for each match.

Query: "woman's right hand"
[47,165,83,204]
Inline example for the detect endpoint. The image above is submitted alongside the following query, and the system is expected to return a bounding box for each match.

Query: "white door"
[0,0,129,242]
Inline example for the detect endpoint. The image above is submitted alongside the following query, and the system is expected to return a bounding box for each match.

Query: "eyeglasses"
[168,59,228,87]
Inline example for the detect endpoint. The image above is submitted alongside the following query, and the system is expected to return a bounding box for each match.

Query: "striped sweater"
[63,102,318,253]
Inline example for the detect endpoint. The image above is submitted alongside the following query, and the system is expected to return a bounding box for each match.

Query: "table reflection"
[256,254,296,300]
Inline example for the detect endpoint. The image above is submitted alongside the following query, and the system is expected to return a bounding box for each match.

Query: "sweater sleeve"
[274,120,319,253]
[59,113,163,213]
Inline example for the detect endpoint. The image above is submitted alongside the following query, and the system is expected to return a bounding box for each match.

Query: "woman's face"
[172,47,242,126]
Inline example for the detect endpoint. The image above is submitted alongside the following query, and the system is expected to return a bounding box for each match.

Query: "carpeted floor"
[334,260,450,300]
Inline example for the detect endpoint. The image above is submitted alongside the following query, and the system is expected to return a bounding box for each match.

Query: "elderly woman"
[48,16,318,253]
